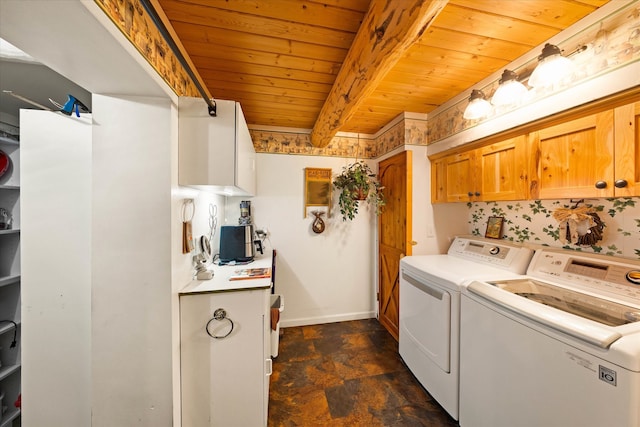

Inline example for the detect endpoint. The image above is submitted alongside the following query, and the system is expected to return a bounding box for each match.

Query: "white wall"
[170,185,226,425]
[21,110,92,426]
[91,95,174,425]
[249,154,377,327]
[2,2,187,425]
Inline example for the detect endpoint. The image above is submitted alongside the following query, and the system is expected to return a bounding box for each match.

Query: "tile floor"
[268,318,459,426]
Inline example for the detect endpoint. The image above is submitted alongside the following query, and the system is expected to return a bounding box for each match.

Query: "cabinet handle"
[614,179,628,188]
[205,308,235,339]
[594,181,607,189]
[467,192,474,197]
[266,358,273,376]
[474,191,481,197]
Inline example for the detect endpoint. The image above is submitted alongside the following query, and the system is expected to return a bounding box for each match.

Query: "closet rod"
[139,0,217,117]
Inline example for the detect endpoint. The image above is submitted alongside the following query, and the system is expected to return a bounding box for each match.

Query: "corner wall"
[249,154,378,327]
[91,94,174,425]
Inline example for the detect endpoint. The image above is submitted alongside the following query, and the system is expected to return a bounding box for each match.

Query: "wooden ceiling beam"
[310,0,449,147]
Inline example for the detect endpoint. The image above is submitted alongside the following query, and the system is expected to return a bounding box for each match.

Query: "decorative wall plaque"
[304,168,332,218]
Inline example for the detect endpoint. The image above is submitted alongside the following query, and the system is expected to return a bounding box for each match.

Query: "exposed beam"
[310,0,448,147]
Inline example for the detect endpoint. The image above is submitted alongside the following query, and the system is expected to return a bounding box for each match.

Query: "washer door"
[400,271,451,372]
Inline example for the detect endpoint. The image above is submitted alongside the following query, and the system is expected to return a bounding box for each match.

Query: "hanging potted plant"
[333,160,385,221]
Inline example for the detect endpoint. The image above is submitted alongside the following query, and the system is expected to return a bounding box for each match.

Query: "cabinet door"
[235,103,257,196]
[476,135,527,201]
[531,111,614,199]
[614,100,640,196]
[430,157,447,203]
[180,290,268,427]
[442,151,476,202]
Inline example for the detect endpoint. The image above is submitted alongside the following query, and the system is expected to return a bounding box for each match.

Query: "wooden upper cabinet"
[431,150,475,202]
[530,110,614,199]
[430,95,639,203]
[443,151,476,202]
[477,136,527,201]
[613,100,640,197]
[430,135,527,203]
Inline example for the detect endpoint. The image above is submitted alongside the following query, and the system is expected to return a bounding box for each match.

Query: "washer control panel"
[529,250,640,302]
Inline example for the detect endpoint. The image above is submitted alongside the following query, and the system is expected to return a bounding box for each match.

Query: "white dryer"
[399,236,533,420]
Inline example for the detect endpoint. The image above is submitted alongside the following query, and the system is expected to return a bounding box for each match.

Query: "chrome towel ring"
[206,308,234,339]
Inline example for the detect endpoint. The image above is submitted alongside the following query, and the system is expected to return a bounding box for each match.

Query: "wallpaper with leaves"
[468,197,640,260]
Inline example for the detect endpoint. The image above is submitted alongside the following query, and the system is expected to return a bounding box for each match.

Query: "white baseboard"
[280,311,376,328]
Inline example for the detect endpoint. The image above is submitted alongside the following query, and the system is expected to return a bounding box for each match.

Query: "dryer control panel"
[448,237,533,274]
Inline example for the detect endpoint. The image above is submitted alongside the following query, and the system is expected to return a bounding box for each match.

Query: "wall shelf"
[0,364,20,382]
[0,275,20,288]
[0,136,19,146]
[0,407,21,427]
[0,321,18,337]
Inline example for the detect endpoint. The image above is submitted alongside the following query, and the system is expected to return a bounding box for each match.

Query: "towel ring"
[206,308,234,339]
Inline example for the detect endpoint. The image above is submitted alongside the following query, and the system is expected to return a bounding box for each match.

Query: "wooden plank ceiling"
[156,0,610,146]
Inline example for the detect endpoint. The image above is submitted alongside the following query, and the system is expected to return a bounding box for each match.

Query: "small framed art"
[304,167,332,218]
[485,216,504,239]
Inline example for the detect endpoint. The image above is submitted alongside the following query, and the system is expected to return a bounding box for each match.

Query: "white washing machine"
[399,236,533,420]
[460,249,640,427]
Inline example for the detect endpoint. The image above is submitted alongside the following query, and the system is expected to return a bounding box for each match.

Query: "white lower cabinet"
[180,288,270,427]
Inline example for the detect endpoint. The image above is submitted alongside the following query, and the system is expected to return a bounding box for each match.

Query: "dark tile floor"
[268,318,459,427]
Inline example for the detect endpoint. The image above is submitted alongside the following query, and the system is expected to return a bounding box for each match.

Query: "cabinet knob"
[594,181,607,189]
[468,192,474,197]
[474,191,481,197]
[614,179,628,188]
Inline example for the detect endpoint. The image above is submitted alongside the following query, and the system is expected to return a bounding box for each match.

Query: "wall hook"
[570,198,584,209]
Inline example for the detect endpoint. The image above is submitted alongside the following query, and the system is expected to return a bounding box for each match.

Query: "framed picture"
[304,167,332,218]
[485,216,504,239]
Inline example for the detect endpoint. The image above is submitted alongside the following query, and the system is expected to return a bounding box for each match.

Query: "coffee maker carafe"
[239,200,252,225]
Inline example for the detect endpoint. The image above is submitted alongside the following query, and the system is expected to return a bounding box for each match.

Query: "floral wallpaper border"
[468,198,640,260]
[94,0,200,98]
[249,113,428,159]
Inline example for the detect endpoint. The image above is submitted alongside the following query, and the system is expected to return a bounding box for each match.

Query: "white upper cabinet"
[179,97,257,196]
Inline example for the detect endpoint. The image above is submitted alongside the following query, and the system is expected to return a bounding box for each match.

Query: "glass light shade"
[491,70,528,107]
[528,44,574,89]
[463,90,492,120]
[491,80,528,107]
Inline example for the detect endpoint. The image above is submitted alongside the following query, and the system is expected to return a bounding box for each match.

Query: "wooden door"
[531,111,614,199]
[476,135,528,201]
[614,100,640,196]
[378,151,412,341]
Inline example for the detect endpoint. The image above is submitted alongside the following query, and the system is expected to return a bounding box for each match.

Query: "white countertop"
[180,250,273,294]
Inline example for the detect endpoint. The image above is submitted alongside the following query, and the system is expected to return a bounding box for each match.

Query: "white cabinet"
[0,133,21,426]
[180,288,270,427]
[179,97,257,196]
